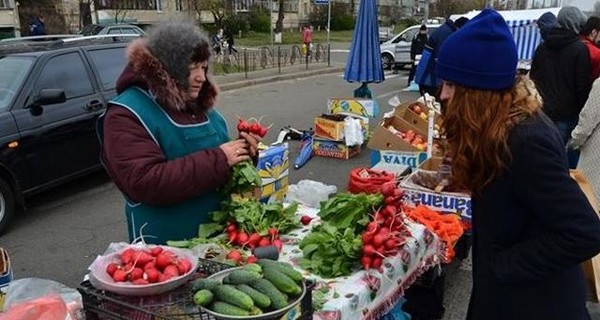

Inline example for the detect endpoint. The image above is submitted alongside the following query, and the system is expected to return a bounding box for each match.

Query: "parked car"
[380,24,440,69]
[379,26,395,43]
[0,36,133,234]
[78,24,146,36]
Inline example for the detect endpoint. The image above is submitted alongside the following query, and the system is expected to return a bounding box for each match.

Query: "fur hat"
[146,21,211,89]
[436,9,517,90]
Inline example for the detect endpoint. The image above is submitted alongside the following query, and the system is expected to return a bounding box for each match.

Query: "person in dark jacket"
[536,11,557,41]
[98,22,260,244]
[407,25,428,87]
[29,15,46,36]
[417,18,457,97]
[437,9,600,320]
[530,6,591,169]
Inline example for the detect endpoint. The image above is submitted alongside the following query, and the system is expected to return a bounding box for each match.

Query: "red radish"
[155,252,175,271]
[250,123,261,135]
[130,268,144,281]
[132,278,150,285]
[177,259,192,274]
[112,269,128,282]
[246,256,259,264]
[380,182,396,197]
[366,221,379,233]
[362,232,374,244]
[237,232,249,245]
[258,237,271,247]
[120,248,136,265]
[150,247,163,257]
[372,257,383,269]
[159,273,173,283]
[384,196,397,205]
[363,245,376,257]
[373,234,386,248]
[143,261,156,271]
[144,268,160,283]
[393,189,404,198]
[133,251,154,268]
[258,126,269,138]
[164,265,180,277]
[228,232,238,244]
[300,215,313,226]
[361,256,372,270]
[226,250,243,262]
[106,263,119,276]
[237,119,251,132]
[226,224,238,232]
[248,233,262,246]
[385,239,397,250]
[383,205,396,217]
[268,228,278,238]
[272,239,283,252]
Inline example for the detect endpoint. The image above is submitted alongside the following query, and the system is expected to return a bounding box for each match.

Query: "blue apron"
[106,87,230,244]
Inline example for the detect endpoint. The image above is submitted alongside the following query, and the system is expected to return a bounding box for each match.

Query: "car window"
[107,28,121,35]
[35,52,94,99]
[0,56,33,111]
[403,28,418,42]
[87,47,127,90]
[121,28,137,35]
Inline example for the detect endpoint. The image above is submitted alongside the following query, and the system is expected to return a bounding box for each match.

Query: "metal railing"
[212,43,330,76]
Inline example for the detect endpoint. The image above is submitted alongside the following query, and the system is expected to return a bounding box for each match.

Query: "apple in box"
[409,103,429,120]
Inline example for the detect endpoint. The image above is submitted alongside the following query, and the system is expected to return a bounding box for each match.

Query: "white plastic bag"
[285,180,337,208]
[343,117,364,147]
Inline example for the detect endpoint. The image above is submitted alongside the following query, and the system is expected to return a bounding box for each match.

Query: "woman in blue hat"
[436,9,600,319]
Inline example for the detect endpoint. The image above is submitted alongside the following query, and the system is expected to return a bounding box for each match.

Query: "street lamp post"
[270,0,274,49]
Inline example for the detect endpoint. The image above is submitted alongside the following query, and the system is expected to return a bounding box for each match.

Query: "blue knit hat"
[436,9,517,90]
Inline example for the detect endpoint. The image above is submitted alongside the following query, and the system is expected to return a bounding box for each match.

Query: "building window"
[176,0,184,10]
[155,0,163,11]
[0,0,11,9]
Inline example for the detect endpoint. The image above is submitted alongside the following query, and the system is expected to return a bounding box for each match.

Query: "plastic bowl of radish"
[88,245,198,296]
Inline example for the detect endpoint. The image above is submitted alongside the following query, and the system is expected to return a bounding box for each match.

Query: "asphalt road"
[3,66,600,319]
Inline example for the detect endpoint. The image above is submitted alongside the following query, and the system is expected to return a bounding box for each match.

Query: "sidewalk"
[213,62,346,91]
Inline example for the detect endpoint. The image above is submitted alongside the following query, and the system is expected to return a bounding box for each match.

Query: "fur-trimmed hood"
[115,39,218,112]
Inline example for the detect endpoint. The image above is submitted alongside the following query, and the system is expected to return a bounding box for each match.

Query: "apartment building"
[0,0,20,38]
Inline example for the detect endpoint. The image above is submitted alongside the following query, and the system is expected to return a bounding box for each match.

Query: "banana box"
[314,115,346,141]
[328,98,377,118]
[312,138,361,159]
[257,143,290,203]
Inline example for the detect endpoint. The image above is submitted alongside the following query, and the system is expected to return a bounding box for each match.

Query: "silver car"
[380,24,440,69]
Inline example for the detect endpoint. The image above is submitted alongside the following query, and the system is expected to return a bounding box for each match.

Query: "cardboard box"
[328,98,376,118]
[370,150,428,170]
[314,115,346,141]
[256,143,290,203]
[400,169,472,232]
[0,248,13,289]
[571,170,600,302]
[368,115,428,152]
[313,137,361,159]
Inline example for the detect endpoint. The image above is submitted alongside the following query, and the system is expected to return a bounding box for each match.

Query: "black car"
[0,36,133,234]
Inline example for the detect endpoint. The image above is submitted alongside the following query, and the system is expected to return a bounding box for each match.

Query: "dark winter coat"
[418,20,457,87]
[530,28,592,121]
[29,18,46,36]
[466,109,600,320]
[410,33,428,61]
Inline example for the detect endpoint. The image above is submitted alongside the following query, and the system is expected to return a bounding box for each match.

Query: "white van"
[380,24,440,69]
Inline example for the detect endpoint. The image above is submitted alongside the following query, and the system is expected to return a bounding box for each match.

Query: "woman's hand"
[239,131,261,157]
[220,139,251,166]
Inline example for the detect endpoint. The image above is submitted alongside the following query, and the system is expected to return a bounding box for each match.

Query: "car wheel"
[0,178,15,235]
[381,53,394,70]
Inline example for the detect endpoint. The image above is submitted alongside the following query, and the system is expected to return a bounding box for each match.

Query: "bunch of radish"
[226,223,283,253]
[225,249,260,265]
[105,247,192,285]
[360,182,410,271]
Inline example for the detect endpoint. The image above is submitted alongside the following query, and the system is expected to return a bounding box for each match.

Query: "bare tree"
[274,0,285,33]
[190,0,229,27]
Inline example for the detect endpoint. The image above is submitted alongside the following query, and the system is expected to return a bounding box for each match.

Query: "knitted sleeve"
[492,119,600,283]
[571,78,600,149]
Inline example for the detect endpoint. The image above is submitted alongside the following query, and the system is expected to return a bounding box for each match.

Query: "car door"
[85,46,128,102]
[394,27,418,65]
[11,50,105,188]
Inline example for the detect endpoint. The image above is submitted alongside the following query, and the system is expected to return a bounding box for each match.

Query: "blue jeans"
[554,119,580,169]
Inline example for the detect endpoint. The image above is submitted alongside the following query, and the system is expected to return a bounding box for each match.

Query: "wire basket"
[78,258,315,320]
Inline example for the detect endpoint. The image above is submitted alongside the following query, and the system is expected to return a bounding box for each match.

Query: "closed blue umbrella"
[343,0,385,85]
[294,131,314,169]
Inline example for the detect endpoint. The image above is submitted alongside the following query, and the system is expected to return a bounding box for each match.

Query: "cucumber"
[236,284,272,309]
[257,259,304,283]
[250,279,289,310]
[193,289,213,306]
[211,301,250,316]
[263,267,302,296]
[226,269,263,285]
[213,284,254,310]
[243,263,262,274]
[190,278,220,292]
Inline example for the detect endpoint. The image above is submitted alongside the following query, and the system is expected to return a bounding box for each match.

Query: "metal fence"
[212,43,330,77]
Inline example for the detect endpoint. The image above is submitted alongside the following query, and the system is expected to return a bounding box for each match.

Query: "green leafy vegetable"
[212,199,299,235]
[318,193,383,233]
[221,161,262,195]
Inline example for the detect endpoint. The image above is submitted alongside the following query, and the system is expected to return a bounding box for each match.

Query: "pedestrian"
[406,25,428,86]
[536,11,557,41]
[530,6,591,169]
[225,28,237,55]
[570,77,600,205]
[212,28,224,55]
[437,9,600,320]
[580,16,600,80]
[302,25,313,56]
[29,15,46,36]
[416,17,458,97]
[97,22,260,244]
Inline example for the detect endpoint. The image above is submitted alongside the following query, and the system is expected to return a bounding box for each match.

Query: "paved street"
[2,67,600,319]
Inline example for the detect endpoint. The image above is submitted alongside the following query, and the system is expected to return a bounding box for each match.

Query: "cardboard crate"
[368,115,428,152]
[256,143,289,203]
[314,115,346,141]
[0,248,13,289]
[313,138,361,159]
[328,98,377,118]
[571,170,600,302]
[370,150,428,170]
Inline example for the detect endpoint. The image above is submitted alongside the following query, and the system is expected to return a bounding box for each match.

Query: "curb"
[218,66,346,91]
